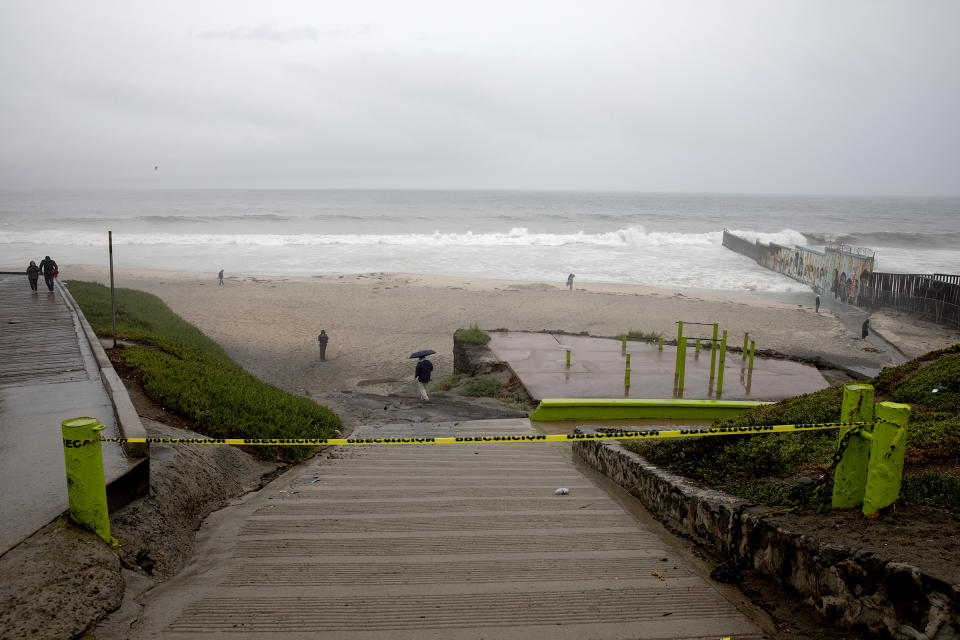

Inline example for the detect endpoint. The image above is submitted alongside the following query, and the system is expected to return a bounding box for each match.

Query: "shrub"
[456,323,491,345]
[430,375,463,392]
[625,329,662,341]
[461,377,502,397]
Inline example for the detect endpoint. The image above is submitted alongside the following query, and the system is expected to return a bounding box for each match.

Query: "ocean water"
[1,189,958,296]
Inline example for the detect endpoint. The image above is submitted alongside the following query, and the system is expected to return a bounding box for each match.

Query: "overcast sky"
[1,1,958,195]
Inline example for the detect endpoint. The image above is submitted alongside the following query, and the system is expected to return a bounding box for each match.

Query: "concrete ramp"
[131,419,762,639]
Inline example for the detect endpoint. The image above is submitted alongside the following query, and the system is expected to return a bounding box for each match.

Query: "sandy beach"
[61,265,960,407]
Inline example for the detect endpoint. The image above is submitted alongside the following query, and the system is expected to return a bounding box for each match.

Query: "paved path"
[131,419,762,639]
[0,274,134,554]
[488,331,829,401]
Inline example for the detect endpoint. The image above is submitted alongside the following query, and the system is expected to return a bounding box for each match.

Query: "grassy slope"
[625,344,960,515]
[67,281,341,461]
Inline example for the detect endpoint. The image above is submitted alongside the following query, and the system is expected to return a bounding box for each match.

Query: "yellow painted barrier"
[62,417,111,542]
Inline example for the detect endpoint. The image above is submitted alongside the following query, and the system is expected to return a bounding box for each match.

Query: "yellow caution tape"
[95,421,874,446]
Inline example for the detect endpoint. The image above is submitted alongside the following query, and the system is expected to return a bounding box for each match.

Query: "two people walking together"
[26,256,58,292]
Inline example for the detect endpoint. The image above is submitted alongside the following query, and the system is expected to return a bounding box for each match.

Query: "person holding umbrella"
[410,349,435,401]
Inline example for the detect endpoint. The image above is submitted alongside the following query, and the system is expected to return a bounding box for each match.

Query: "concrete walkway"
[0,274,138,555]
[489,332,829,401]
[130,419,762,639]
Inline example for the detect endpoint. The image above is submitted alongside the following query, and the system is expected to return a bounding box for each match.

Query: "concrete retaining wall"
[58,280,148,459]
[573,428,959,639]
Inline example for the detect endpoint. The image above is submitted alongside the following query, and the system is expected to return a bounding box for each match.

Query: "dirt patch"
[774,505,959,586]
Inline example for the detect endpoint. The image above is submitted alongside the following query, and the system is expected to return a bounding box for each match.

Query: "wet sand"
[62,266,960,400]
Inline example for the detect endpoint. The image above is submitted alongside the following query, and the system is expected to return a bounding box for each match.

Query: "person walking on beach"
[38,256,58,292]
[414,355,433,401]
[566,273,575,290]
[317,330,329,361]
[815,294,821,313]
[218,269,224,286]
[26,261,40,292]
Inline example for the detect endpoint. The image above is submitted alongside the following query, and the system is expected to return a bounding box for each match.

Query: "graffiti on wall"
[723,230,875,303]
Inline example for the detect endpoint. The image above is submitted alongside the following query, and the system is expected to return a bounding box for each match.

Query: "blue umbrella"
[409,349,436,359]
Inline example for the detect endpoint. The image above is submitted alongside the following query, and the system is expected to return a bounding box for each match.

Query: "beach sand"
[63,266,960,407]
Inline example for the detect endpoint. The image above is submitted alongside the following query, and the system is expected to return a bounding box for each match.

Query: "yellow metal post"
[622,335,627,352]
[709,323,718,379]
[748,340,755,372]
[566,349,571,368]
[743,332,749,358]
[61,417,111,542]
[862,402,911,517]
[716,331,727,395]
[678,337,687,392]
[832,384,874,509]
[674,321,684,379]
[658,337,663,352]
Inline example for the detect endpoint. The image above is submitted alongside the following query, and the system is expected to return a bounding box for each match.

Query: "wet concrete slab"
[128,419,763,639]
[489,332,828,401]
[0,274,139,554]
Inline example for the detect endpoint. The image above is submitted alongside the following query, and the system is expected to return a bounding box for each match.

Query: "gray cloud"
[196,23,369,42]
[0,0,958,195]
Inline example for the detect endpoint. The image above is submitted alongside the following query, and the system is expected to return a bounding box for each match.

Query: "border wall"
[722,230,960,328]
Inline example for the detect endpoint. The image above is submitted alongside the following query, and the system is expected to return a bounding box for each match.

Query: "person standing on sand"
[218,269,224,286]
[815,294,821,313]
[566,273,575,290]
[317,330,329,361]
[26,261,40,292]
[862,318,870,339]
[38,256,58,292]
[415,355,433,401]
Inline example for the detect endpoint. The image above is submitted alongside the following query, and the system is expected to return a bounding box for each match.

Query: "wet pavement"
[489,332,830,402]
[128,419,764,639]
[0,274,138,554]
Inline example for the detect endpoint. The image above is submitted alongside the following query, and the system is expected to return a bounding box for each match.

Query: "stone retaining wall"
[573,429,959,639]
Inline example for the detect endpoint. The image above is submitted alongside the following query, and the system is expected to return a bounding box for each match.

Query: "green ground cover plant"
[430,375,463,392]
[460,377,502,397]
[624,344,960,515]
[455,323,491,345]
[624,329,663,341]
[67,281,341,461]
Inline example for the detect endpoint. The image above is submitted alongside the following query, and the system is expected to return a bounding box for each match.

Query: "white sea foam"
[3,189,957,294]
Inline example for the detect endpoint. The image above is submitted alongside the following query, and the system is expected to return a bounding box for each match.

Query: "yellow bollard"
[716,331,727,396]
[566,349,571,368]
[832,384,874,509]
[749,340,755,372]
[658,337,663,351]
[677,337,687,391]
[61,417,111,542]
[743,332,749,359]
[709,323,718,379]
[622,335,627,351]
[862,402,911,517]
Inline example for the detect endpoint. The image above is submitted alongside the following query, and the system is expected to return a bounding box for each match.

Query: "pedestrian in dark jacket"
[317,330,329,361]
[38,256,58,292]
[862,318,870,339]
[26,261,40,292]
[415,356,433,401]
